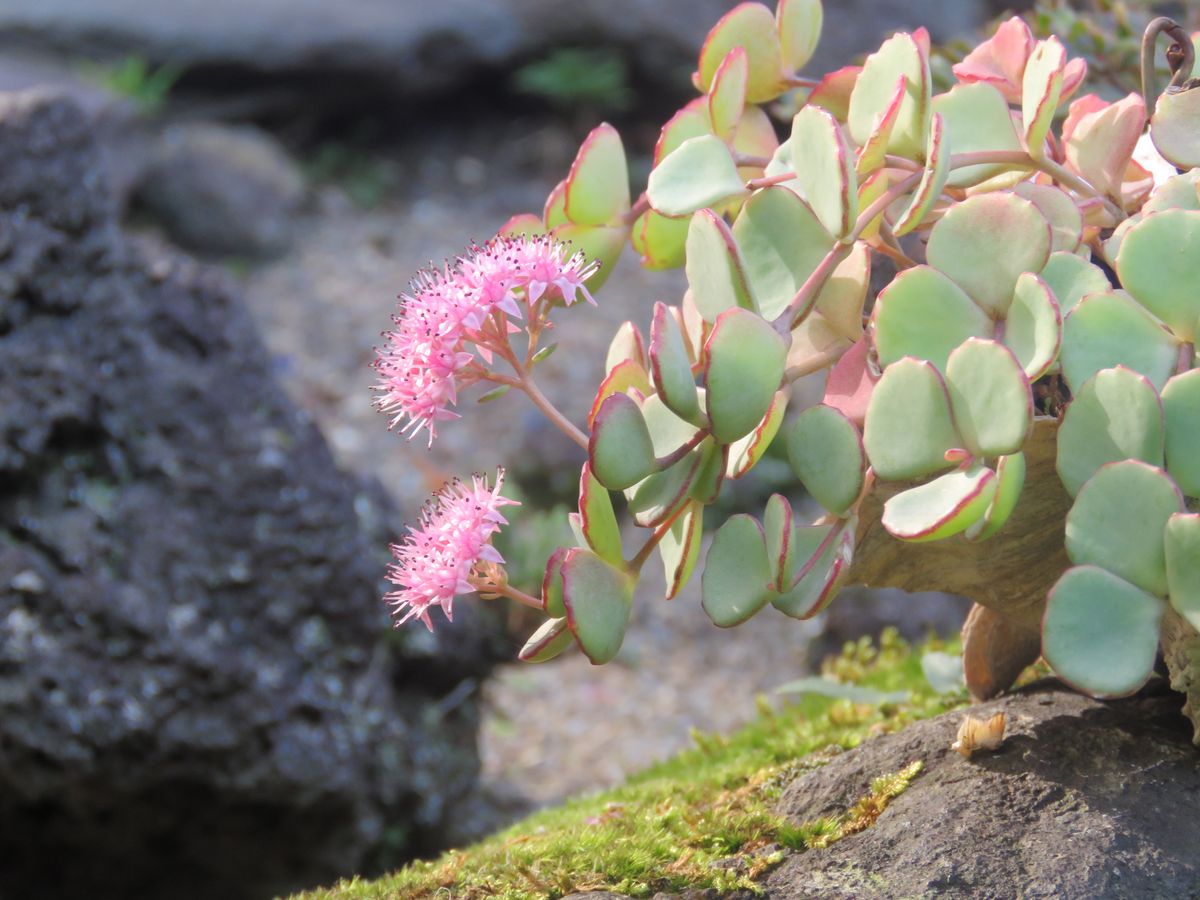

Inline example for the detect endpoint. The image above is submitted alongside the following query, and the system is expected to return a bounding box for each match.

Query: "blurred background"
[1,0,1192,897]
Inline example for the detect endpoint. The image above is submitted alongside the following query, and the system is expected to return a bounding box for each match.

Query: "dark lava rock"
[136,121,307,257]
[0,0,985,106]
[0,89,499,900]
[768,679,1200,898]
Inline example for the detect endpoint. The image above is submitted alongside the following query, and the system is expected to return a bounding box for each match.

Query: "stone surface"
[136,121,307,257]
[0,89,500,900]
[767,680,1199,898]
[0,0,986,103]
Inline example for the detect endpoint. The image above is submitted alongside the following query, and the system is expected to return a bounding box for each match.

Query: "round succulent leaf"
[655,101,712,164]
[1056,366,1165,497]
[688,439,729,505]
[1142,169,1200,215]
[708,48,749,140]
[589,392,658,490]
[762,492,794,590]
[625,451,701,529]
[1103,215,1137,263]
[650,302,703,426]
[807,64,860,121]
[564,122,631,226]
[777,0,823,71]
[543,178,569,229]
[647,135,749,218]
[1060,291,1180,392]
[1115,209,1200,342]
[726,389,788,479]
[694,2,786,103]
[931,82,1022,188]
[1063,93,1147,199]
[786,403,866,515]
[848,32,930,159]
[701,513,774,627]
[945,338,1033,458]
[1066,459,1183,596]
[1161,369,1200,498]
[863,358,960,481]
[605,320,646,373]
[1013,182,1083,253]
[632,209,690,270]
[732,106,780,166]
[541,547,570,618]
[1043,564,1165,698]
[550,223,624,292]
[772,523,854,618]
[1151,86,1200,169]
[822,336,878,425]
[686,209,758,323]
[660,502,704,600]
[497,212,546,237]
[703,307,788,443]
[1039,250,1110,315]
[855,76,906,179]
[854,166,889,241]
[732,186,831,322]
[588,359,652,428]
[789,105,859,239]
[815,240,871,342]
[579,462,623,567]
[1166,513,1200,630]
[640,392,703,459]
[881,464,997,542]
[926,192,1051,316]
[561,549,635,665]
[893,112,949,237]
[1021,37,1066,158]
[567,511,586,549]
[871,265,993,370]
[777,519,840,592]
[965,451,1027,542]
[1004,272,1062,380]
[788,311,852,374]
[519,617,574,663]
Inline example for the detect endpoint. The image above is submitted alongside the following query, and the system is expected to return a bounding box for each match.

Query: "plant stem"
[747,172,798,191]
[785,74,821,89]
[627,505,689,574]
[1141,17,1195,114]
[517,370,590,451]
[622,193,651,226]
[785,345,849,383]
[654,427,711,471]
[946,150,1125,221]
[493,582,545,610]
[1178,341,1196,375]
[772,169,924,334]
[734,152,773,169]
[773,242,854,334]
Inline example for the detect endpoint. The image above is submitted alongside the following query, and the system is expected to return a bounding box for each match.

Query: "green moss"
[292,631,966,900]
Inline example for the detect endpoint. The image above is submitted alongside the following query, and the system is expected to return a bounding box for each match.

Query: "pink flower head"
[953,17,1086,105]
[374,235,599,444]
[384,469,520,631]
[458,233,600,308]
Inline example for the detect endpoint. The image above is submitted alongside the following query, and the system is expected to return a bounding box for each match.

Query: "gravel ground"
[239,123,843,816]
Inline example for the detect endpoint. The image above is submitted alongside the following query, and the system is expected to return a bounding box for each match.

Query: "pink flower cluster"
[374,234,600,444]
[384,469,519,630]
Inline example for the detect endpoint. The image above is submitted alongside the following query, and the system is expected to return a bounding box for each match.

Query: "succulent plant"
[377,4,1200,738]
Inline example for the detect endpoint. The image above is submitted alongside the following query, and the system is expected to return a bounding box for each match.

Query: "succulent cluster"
[377,3,1200,734]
